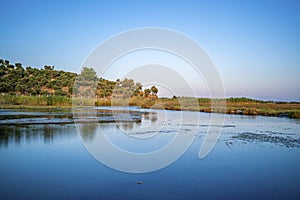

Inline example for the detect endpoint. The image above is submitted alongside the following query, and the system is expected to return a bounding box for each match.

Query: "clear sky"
[1,0,299,101]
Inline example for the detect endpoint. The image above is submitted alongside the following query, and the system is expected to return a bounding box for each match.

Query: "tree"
[73,67,98,97]
[15,63,22,68]
[144,88,151,97]
[8,64,14,69]
[0,68,5,76]
[150,86,158,95]
[44,65,54,70]
[78,67,98,82]
[0,82,8,93]
[0,58,158,100]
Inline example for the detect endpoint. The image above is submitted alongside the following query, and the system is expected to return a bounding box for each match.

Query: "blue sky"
[1,0,300,101]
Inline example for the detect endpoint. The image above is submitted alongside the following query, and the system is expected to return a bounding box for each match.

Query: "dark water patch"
[0,117,142,125]
[0,109,148,125]
[259,130,295,136]
[0,118,74,125]
[232,132,300,148]
[202,124,235,128]
[181,124,235,128]
[0,112,72,120]
[123,129,178,136]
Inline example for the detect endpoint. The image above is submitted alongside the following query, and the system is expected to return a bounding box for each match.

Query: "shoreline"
[1,102,300,119]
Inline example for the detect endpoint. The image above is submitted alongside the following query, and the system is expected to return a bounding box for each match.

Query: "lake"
[0,107,300,200]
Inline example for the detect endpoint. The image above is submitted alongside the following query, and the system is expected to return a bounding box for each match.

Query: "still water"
[0,108,300,200]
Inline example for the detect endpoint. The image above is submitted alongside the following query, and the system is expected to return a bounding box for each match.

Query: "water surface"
[0,108,299,199]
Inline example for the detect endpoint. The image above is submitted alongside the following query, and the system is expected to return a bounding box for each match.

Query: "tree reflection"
[118,123,134,131]
[0,126,10,148]
[143,112,158,122]
[80,123,98,142]
[14,129,21,146]
[43,125,54,144]
[0,124,76,148]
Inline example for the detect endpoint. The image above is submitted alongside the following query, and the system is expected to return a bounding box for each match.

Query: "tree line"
[75,67,158,99]
[0,59,158,99]
[0,59,76,96]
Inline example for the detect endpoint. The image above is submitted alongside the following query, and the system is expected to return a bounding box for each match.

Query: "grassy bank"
[1,95,300,119]
[141,97,300,119]
[0,94,71,107]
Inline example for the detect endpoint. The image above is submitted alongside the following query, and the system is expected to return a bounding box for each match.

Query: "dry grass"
[1,95,299,119]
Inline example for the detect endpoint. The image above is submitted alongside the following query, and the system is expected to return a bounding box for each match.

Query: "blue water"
[0,109,300,200]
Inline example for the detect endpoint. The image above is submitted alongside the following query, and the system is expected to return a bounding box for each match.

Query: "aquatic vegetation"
[232,132,300,148]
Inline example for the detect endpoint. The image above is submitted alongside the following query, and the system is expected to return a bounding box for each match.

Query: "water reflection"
[0,124,76,148]
[118,123,134,131]
[143,112,158,122]
[1,109,300,151]
[80,123,97,142]
[0,109,159,148]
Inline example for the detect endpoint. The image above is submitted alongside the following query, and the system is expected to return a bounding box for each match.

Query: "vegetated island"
[0,58,299,119]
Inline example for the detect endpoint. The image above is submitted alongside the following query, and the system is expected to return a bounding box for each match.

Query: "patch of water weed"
[232,132,300,148]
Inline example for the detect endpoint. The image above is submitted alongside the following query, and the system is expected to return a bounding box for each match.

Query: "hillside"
[0,59,76,96]
[0,59,158,99]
